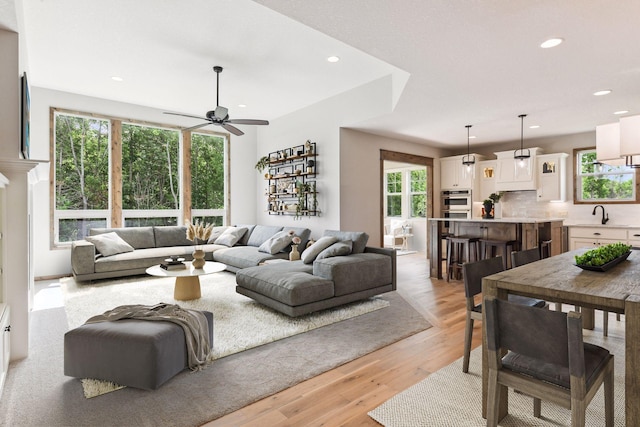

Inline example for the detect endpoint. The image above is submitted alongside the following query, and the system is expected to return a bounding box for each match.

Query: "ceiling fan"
[164,66,269,136]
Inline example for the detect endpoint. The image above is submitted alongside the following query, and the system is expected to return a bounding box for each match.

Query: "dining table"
[481,249,640,426]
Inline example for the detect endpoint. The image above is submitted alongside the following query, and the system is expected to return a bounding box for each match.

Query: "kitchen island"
[428,217,564,279]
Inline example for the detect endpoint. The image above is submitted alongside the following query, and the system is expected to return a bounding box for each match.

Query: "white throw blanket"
[85,303,212,370]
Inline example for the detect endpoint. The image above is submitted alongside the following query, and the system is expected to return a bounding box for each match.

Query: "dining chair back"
[484,296,614,426]
[510,248,540,268]
[461,256,545,373]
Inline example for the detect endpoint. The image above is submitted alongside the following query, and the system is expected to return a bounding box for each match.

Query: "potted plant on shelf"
[482,198,494,219]
[255,156,270,175]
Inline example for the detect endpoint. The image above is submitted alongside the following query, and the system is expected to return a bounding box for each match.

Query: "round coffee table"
[146,261,226,301]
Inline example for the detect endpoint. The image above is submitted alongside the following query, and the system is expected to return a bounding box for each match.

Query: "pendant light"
[595,122,625,166]
[514,114,530,165]
[620,115,640,168]
[461,124,475,170]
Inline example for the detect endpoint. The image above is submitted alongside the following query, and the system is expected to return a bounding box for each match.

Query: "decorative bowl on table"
[574,242,632,272]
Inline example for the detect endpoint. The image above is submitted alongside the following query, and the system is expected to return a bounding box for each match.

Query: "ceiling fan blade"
[182,122,212,132]
[222,123,244,136]
[163,111,208,121]
[227,119,270,126]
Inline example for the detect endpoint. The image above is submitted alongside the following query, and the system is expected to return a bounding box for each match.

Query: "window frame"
[573,146,640,205]
[384,166,428,219]
[385,170,403,217]
[50,107,230,247]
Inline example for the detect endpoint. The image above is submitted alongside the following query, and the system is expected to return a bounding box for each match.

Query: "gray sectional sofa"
[70,225,396,317]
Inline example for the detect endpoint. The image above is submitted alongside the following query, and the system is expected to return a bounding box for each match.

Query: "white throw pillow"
[258,231,293,254]
[85,232,135,257]
[301,236,339,264]
[316,240,353,261]
[214,226,248,247]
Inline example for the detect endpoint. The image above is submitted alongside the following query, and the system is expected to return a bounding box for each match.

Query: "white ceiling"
[7,0,640,148]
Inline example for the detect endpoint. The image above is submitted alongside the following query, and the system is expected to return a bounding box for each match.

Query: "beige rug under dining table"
[482,249,640,426]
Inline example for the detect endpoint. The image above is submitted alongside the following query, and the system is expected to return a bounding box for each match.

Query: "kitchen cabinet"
[440,154,484,190]
[536,153,568,202]
[478,160,497,201]
[494,147,542,192]
[569,226,628,250]
[628,228,640,248]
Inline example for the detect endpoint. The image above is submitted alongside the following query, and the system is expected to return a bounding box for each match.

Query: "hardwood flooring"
[205,252,475,427]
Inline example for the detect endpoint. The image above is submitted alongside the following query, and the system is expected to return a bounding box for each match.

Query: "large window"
[386,171,402,217]
[191,132,226,226]
[384,167,427,218]
[574,148,638,204]
[52,109,229,245]
[54,114,110,242]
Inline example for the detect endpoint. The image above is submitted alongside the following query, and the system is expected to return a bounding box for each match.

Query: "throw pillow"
[214,226,248,247]
[316,240,353,261]
[207,226,229,244]
[85,232,135,257]
[258,230,293,254]
[301,236,339,264]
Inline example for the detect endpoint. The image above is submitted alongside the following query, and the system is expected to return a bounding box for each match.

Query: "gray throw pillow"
[316,240,353,261]
[207,226,229,244]
[85,232,134,257]
[258,231,293,254]
[301,236,339,264]
[214,227,248,247]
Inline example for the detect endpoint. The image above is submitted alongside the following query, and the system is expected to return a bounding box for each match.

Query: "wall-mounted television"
[21,72,30,159]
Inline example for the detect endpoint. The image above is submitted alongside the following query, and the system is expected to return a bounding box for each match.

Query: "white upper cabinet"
[536,153,568,202]
[494,147,542,191]
[439,154,484,190]
[478,160,497,200]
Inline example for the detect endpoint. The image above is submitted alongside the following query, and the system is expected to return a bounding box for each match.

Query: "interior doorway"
[380,150,434,258]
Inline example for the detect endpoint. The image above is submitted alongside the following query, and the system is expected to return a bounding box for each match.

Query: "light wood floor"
[206,253,478,427]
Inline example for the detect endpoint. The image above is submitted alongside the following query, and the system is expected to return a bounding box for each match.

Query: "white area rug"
[369,319,626,426]
[61,272,388,397]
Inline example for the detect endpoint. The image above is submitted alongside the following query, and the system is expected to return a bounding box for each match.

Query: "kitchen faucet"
[592,205,609,224]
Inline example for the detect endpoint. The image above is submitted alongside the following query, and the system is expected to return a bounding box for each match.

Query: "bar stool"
[479,239,518,270]
[539,239,552,259]
[446,236,480,282]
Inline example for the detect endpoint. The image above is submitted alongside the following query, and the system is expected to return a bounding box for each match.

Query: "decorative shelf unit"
[264,141,318,217]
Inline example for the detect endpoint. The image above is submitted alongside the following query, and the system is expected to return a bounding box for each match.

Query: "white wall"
[30,87,257,278]
[255,75,397,241]
[0,29,20,159]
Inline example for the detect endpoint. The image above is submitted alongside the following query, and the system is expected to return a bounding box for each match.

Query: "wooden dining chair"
[461,256,546,373]
[485,296,614,427]
[510,248,613,336]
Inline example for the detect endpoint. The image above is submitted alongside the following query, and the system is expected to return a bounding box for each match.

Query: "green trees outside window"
[191,133,225,226]
[53,110,229,244]
[122,123,180,210]
[386,171,402,217]
[576,149,635,203]
[410,169,427,217]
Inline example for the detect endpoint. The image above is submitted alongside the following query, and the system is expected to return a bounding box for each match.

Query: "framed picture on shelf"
[21,72,30,159]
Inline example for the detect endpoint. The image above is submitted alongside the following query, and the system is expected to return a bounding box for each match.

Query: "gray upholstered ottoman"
[64,311,213,390]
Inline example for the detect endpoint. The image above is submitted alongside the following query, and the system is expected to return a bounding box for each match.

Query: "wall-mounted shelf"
[263,141,318,218]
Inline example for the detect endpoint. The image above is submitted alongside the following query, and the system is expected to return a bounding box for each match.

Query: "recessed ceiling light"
[529,125,540,129]
[468,136,476,139]
[593,90,612,96]
[327,56,340,63]
[238,104,247,108]
[540,38,563,49]
[111,76,123,82]
[614,110,629,115]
